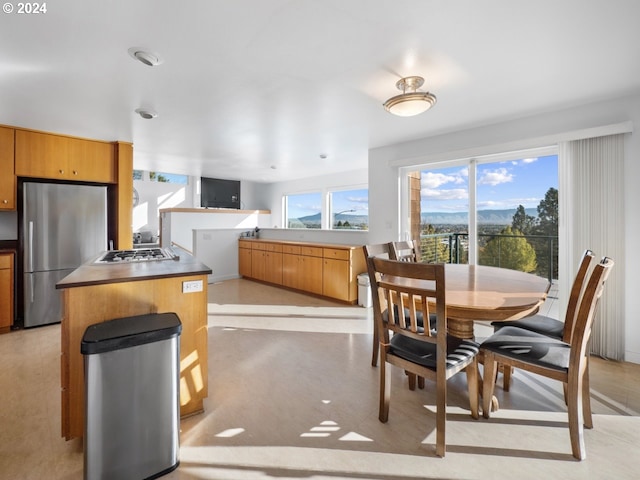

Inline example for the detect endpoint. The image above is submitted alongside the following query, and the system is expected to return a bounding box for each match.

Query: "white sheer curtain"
[559,134,625,360]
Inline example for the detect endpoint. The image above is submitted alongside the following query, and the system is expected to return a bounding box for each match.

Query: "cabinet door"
[251,249,266,280]
[0,127,16,210]
[239,247,252,277]
[299,255,323,295]
[264,251,283,285]
[0,254,14,332]
[15,130,115,183]
[323,258,350,301]
[15,129,70,179]
[68,139,115,183]
[282,253,299,289]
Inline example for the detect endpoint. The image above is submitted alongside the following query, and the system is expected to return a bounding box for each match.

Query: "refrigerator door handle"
[29,273,35,304]
[27,220,34,273]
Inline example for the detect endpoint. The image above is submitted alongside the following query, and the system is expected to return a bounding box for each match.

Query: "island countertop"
[56,247,212,440]
[56,249,212,289]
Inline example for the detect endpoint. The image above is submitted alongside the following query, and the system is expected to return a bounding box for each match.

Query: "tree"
[420,222,452,263]
[536,187,558,236]
[479,226,537,273]
[533,187,559,279]
[511,205,537,235]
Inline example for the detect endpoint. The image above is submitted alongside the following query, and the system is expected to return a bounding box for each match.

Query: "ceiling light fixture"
[383,76,436,117]
[128,47,164,67]
[135,108,158,119]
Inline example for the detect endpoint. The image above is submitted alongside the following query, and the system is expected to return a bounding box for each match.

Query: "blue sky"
[421,154,558,212]
[287,189,369,219]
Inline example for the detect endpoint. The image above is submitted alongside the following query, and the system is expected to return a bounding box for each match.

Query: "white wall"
[163,210,272,253]
[368,93,640,363]
[133,177,197,237]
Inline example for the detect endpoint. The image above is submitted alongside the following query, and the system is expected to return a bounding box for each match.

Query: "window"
[285,192,322,229]
[149,172,188,184]
[329,188,368,230]
[284,188,369,230]
[406,149,558,278]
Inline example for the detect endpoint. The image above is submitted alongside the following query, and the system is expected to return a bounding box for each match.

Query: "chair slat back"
[363,244,392,320]
[369,257,445,348]
[389,240,421,263]
[562,249,595,343]
[569,257,614,368]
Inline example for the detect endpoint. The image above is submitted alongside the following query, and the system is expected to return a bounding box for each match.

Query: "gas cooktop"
[94,247,178,264]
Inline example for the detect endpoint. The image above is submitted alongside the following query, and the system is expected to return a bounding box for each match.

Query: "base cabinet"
[239,241,252,277]
[240,239,365,303]
[0,252,15,333]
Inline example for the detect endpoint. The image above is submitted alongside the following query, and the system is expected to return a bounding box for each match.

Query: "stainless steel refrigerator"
[22,182,108,328]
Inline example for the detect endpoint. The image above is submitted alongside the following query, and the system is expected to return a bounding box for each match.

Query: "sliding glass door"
[403,148,558,280]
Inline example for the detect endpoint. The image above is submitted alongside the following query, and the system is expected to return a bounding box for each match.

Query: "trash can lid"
[357,273,370,285]
[81,312,182,355]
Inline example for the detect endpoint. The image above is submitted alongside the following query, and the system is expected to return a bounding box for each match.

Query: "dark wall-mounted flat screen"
[201,177,241,209]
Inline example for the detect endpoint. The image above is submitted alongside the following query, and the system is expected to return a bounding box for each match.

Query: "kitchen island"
[56,248,211,440]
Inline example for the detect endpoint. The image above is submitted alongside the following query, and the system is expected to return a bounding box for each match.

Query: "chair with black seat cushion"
[363,244,436,377]
[491,249,595,390]
[389,239,421,263]
[480,256,614,460]
[369,256,479,457]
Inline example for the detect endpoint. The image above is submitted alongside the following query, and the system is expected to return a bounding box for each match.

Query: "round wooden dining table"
[392,263,551,339]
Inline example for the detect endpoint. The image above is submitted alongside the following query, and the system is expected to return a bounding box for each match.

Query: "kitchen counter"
[56,250,212,440]
[56,248,211,289]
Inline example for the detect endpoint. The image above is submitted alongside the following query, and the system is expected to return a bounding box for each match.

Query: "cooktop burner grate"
[94,248,177,264]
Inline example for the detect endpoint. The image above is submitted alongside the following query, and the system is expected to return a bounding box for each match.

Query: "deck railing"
[419,232,558,282]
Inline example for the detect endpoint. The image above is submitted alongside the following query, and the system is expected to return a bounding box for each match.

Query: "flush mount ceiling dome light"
[383,76,437,117]
[128,47,164,67]
[135,108,158,119]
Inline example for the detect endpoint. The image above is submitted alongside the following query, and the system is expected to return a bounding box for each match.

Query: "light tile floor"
[1,278,639,479]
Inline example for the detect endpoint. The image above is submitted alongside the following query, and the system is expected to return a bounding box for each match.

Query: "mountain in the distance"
[422,208,538,225]
[294,212,368,226]
[293,208,536,227]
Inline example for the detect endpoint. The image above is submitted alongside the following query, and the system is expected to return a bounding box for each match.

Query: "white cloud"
[421,169,467,189]
[422,188,468,201]
[478,167,514,186]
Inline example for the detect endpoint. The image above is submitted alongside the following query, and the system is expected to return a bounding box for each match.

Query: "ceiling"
[2,0,640,183]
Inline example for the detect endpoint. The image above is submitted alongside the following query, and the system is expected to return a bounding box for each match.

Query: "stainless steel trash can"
[81,312,182,480]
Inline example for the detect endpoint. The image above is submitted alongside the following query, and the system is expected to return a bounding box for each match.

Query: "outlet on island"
[182,280,203,293]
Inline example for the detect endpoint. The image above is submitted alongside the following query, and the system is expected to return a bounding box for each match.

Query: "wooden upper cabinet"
[15,129,116,183]
[0,127,16,210]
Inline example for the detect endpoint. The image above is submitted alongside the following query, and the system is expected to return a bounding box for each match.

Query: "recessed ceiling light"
[128,47,164,67]
[319,153,328,159]
[135,108,158,119]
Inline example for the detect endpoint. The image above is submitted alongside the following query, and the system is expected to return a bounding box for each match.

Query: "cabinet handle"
[2,200,7,204]
[73,170,78,175]
[59,169,64,174]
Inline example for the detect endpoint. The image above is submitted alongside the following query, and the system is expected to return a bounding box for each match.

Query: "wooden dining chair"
[363,243,435,373]
[389,239,421,263]
[492,249,595,390]
[368,257,479,457]
[363,244,392,367]
[480,256,614,460]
